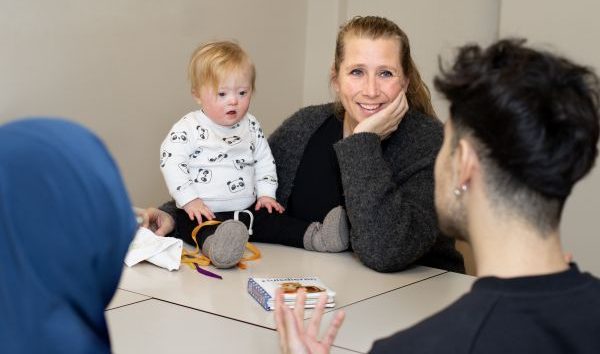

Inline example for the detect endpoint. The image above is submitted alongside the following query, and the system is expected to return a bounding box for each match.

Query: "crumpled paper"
[124,227,183,271]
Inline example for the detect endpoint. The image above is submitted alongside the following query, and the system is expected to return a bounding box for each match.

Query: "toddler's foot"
[303,206,349,252]
[202,220,249,268]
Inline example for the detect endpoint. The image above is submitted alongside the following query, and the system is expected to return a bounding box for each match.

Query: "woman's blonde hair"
[188,40,255,94]
[332,16,436,118]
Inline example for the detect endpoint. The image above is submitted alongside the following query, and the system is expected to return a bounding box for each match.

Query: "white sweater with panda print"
[160,110,278,212]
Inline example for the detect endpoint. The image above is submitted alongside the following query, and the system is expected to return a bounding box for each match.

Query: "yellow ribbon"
[181,219,261,270]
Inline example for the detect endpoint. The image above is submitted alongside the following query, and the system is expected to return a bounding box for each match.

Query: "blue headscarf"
[0,119,137,353]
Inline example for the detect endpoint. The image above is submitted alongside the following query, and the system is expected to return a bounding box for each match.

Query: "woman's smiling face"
[332,36,408,125]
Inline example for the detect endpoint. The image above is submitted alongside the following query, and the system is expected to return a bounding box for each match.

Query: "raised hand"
[275,288,345,354]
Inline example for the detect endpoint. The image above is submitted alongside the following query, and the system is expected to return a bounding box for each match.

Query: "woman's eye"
[378,70,394,78]
[349,69,363,77]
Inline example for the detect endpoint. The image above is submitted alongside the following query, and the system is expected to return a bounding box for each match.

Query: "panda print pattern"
[161,110,277,212]
[189,149,202,159]
[160,150,172,168]
[194,168,212,183]
[227,177,246,193]
[176,179,193,191]
[248,121,265,139]
[208,152,228,163]
[260,175,277,184]
[222,136,242,146]
[196,125,209,140]
[178,163,189,174]
[233,158,256,170]
[170,131,188,143]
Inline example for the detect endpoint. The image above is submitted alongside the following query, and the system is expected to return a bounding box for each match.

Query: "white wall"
[500,0,600,275]
[302,0,345,106]
[0,0,307,207]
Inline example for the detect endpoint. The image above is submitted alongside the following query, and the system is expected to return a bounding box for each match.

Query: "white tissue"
[124,227,183,271]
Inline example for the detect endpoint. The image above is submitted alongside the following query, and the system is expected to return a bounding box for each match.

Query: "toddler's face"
[195,69,252,127]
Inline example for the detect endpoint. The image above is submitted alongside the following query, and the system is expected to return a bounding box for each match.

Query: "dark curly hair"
[434,39,600,231]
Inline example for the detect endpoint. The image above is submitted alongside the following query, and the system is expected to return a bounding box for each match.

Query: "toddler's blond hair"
[188,40,255,94]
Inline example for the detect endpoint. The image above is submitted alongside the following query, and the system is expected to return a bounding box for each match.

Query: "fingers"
[201,208,215,221]
[282,301,306,354]
[141,212,150,228]
[389,90,407,121]
[377,88,404,120]
[133,207,152,229]
[294,289,307,331]
[306,292,328,338]
[274,289,289,352]
[152,216,163,234]
[395,90,409,118]
[255,198,285,214]
[196,210,205,224]
[154,223,168,236]
[154,212,174,236]
[321,311,345,347]
[187,209,197,222]
[388,88,405,112]
[275,202,285,214]
[275,287,342,354]
[380,90,408,139]
[137,207,150,229]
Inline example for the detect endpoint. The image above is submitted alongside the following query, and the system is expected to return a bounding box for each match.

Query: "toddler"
[160,41,348,268]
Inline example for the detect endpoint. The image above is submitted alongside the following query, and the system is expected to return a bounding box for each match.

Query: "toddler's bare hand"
[255,196,285,214]
[183,198,215,224]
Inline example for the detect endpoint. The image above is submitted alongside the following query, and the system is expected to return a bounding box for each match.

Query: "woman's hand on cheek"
[353,90,408,140]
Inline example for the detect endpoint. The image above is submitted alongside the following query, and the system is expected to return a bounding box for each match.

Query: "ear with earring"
[453,184,468,197]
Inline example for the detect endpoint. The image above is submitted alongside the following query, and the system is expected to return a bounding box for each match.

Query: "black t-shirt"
[286,115,344,222]
[370,264,600,353]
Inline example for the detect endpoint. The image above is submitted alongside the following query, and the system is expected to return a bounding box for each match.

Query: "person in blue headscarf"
[0,118,137,353]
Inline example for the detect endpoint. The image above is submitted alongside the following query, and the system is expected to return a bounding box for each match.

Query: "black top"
[286,115,344,222]
[370,263,600,353]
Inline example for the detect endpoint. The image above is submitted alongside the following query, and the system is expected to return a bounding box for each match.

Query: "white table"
[107,243,473,353]
[115,243,445,328]
[107,289,150,310]
[322,272,475,353]
[107,298,356,354]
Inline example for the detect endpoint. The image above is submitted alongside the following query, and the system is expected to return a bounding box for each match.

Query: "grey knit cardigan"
[269,103,463,273]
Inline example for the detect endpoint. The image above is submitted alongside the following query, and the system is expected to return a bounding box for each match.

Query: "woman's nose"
[363,74,380,97]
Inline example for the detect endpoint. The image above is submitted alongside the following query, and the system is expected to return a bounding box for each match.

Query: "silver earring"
[453,184,467,197]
